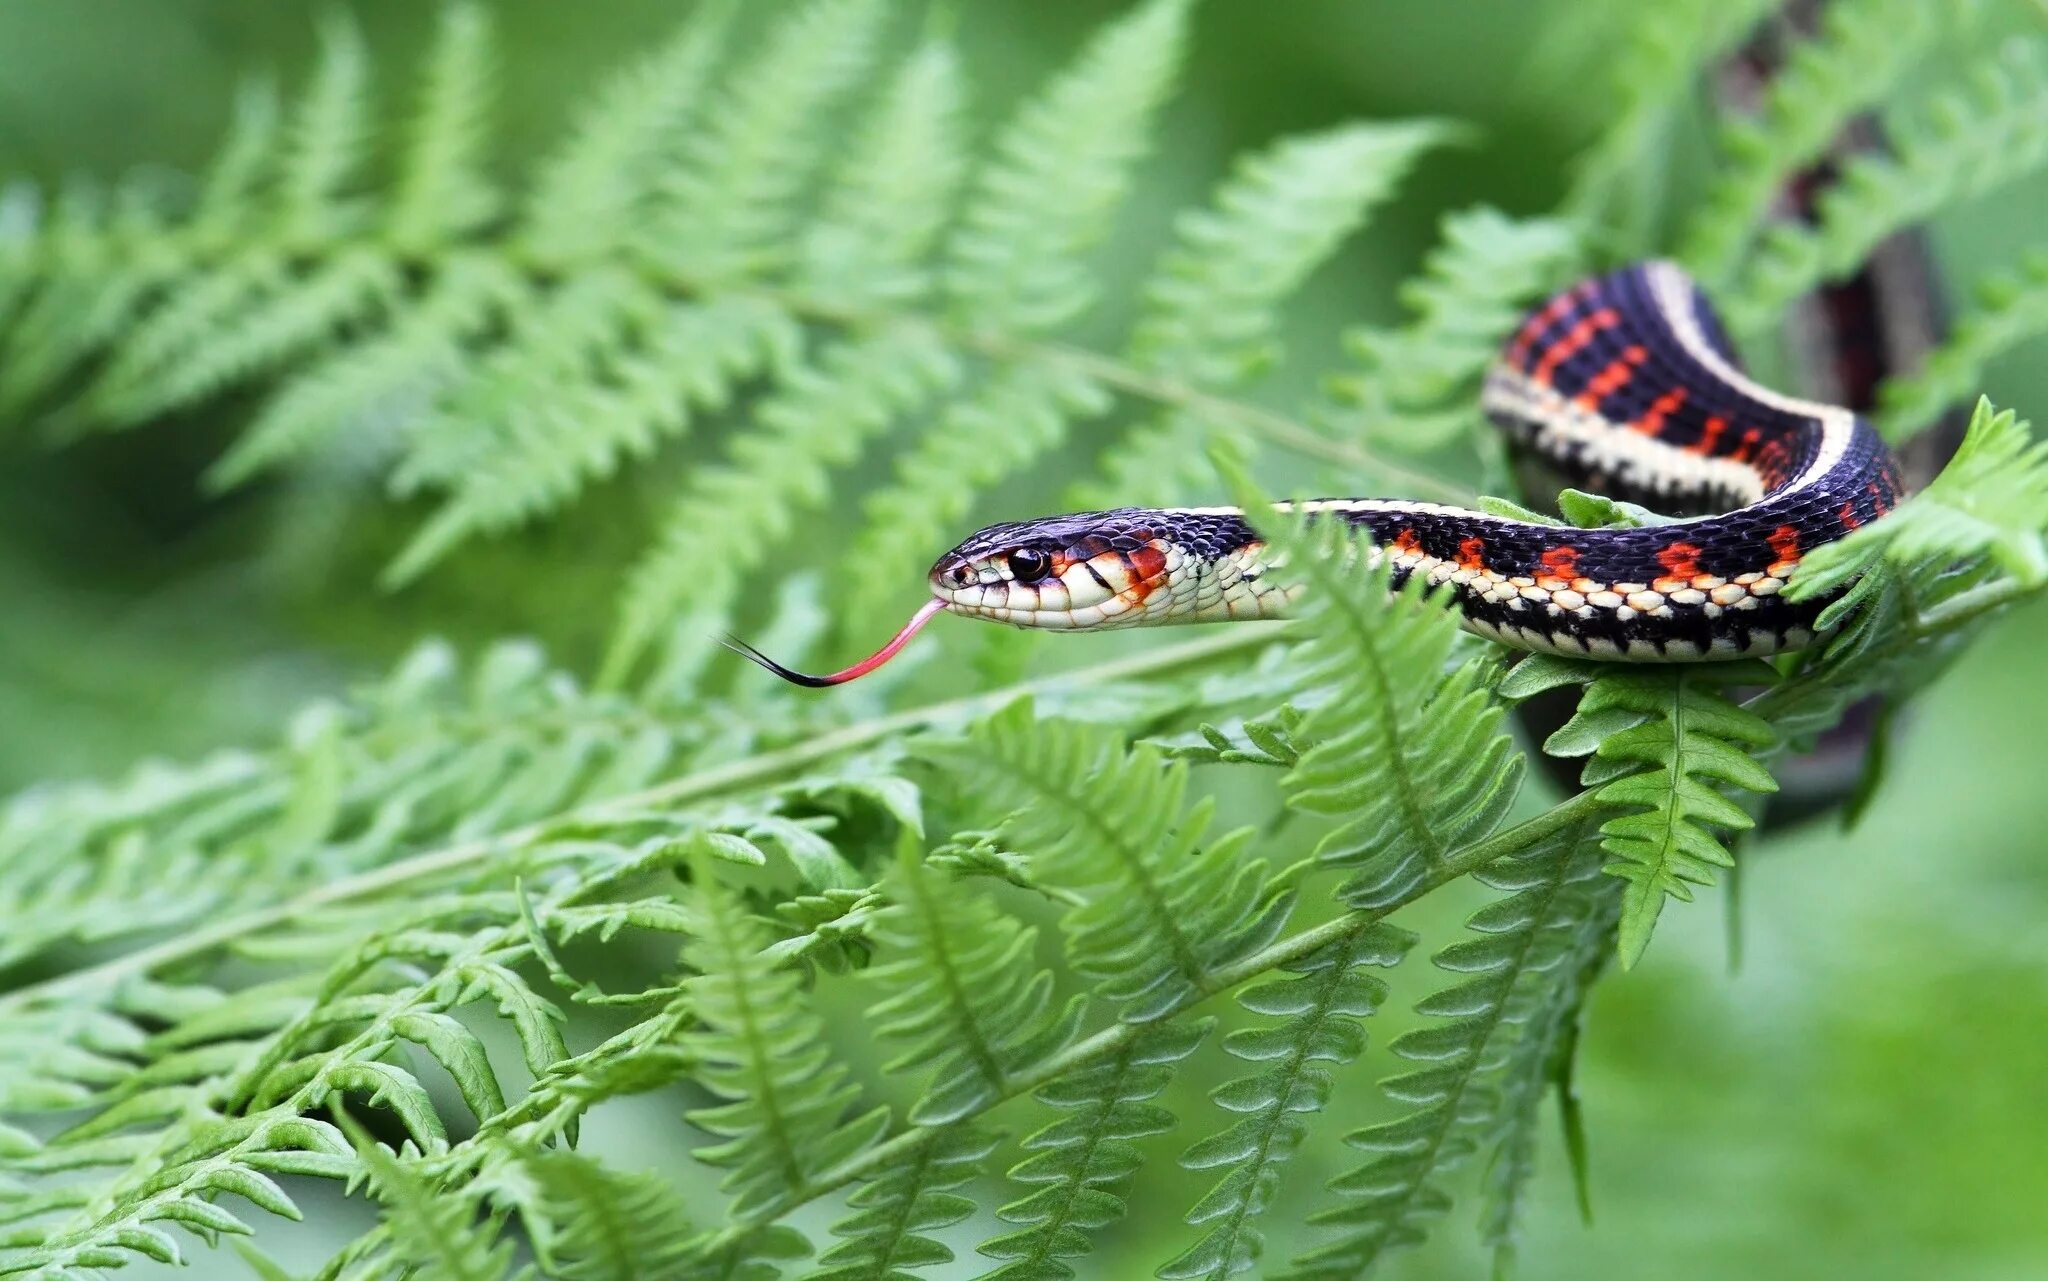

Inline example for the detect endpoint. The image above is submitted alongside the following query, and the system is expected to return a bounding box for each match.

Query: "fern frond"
[1241,494,1524,907]
[1503,658,1779,967]
[1477,847,1619,1273]
[208,253,523,489]
[806,1125,997,1281]
[1334,206,1580,453]
[389,2,499,252]
[978,1018,1210,1280]
[1161,923,1415,1281]
[919,701,1291,1022]
[1082,121,1454,508]
[1793,397,2048,599]
[839,358,1111,610]
[352,1131,524,1281]
[1878,257,2048,442]
[519,1,734,266]
[1285,820,1603,1280]
[945,0,1190,329]
[681,848,888,1216]
[388,290,799,584]
[1733,37,2048,332]
[655,0,891,282]
[277,12,374,246]
[1563,0,1775,248]
[1677,0,1937,287]
[866,840,1085,1123]
[516,1147,702,1281]
[796,37,969,309]
[605,326,962,685]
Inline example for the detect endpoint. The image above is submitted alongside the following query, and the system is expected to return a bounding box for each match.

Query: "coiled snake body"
[733,262,1907,686]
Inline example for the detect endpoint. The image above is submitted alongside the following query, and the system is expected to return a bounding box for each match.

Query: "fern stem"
[701,787,1611,1250]
[0,626,1281,1012]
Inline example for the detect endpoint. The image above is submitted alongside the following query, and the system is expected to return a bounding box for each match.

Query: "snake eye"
[1006,549,1052,583]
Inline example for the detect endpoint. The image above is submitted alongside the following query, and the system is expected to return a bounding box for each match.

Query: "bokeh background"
[3,2,2046,1278]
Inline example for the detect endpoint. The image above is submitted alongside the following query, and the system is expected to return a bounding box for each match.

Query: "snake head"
[929,508,1184,629]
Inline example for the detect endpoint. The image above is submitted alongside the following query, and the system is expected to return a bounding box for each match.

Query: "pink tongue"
[722,598,947,688]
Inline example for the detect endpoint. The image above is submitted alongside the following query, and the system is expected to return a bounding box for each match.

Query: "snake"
[728,261,1907,686]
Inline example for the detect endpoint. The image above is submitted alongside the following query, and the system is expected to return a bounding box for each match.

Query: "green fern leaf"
[277,12,374,246]
[867,839,1085,1124]
[945,0,1190,329]
[919,701,1291,1022]
[207,253,523,489]
[1335,206,1580,438]
[1285,820,1603,1280]
[1161,923,1415,1281]
[605,326,962,685]
[520,0,734,266]
[518,1146,703,1281]
[797,37,969,309]
[191,78,282,236]
[1733,37,2048,332]
[1084,120,1455,508]
[1477,845,1619,1272]
[978,1018,1210,1280]
[389,2,499,252]
[681,846,889,1215]
[1878,252,2048,442]
[1238,491,1524,907]
[1677,0,1937,287]
[352,1128,524,1281]
[806,1125,997,1281]
[1506,659,1779,967]
[388,290,798,583]
[654,0,891,282]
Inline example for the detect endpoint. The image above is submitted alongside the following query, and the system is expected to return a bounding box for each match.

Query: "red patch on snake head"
[1767,524,1802,574]
[1456,536,1488,571]
[1123,543,1169,603]
[1537,545,1579,584]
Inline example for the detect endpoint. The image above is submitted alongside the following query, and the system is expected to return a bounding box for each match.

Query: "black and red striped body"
[924,262,1907,661]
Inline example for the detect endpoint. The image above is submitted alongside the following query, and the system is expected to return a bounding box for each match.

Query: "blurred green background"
[4,2,2046,1278]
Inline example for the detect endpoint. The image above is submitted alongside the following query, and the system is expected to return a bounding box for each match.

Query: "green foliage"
[1731,36,2048,332]
[1502,658,1780,967]
[5,2,2048,1279]
[919,702,1291,1024]
[978,1018,1210,1280]
[1287,822,1614,1279]
[1228,476,1525,908]
[1163,923,1415,1280]
[1880,251,2048,442]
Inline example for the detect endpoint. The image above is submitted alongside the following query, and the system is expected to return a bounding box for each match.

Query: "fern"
[6,4,2048,1279]
[866,840,1084,1124]
[918,702,1291,1024]
[978,1019,1210,1280]
[1878,251,2048,442]
[680,849,889,1217]
[1502,658,1779,967]
[807,1125,996,1281]
[1230,474,1525,908]
[1162,923,1415,1281]
[1732,36,2048,332]
[1678,0,1937,287]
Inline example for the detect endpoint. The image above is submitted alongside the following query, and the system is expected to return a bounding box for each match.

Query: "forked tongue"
[722,598,946,688]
